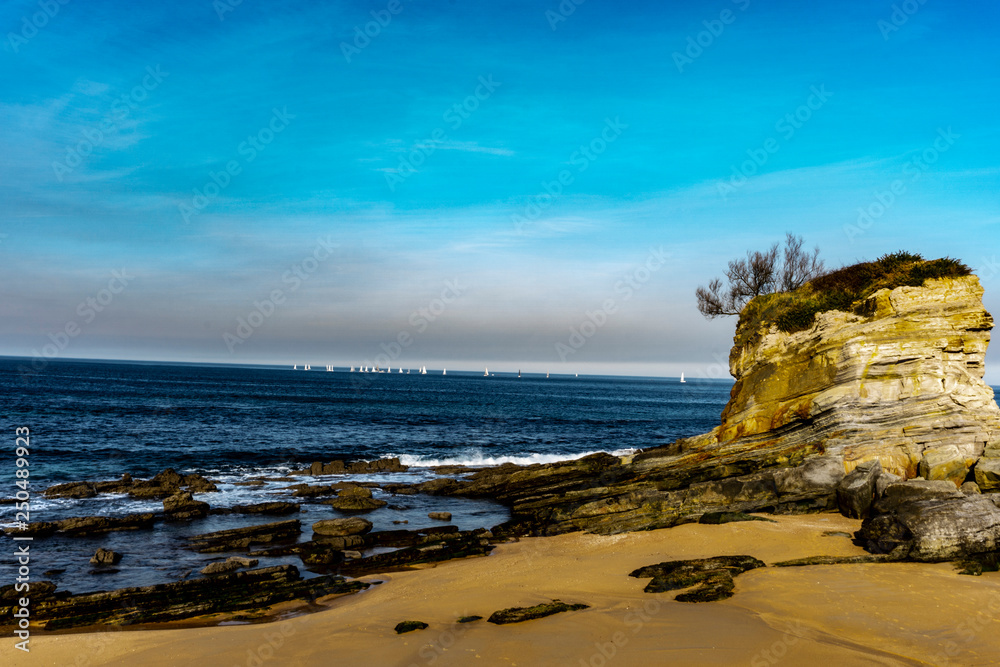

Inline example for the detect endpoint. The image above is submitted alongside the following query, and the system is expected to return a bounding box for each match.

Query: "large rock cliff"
[427,273,1000,550]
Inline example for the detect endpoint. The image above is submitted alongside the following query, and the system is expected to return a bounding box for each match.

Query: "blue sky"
[2,0,999,380]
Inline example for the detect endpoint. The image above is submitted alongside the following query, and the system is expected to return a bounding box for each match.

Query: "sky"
[2,0,999,381]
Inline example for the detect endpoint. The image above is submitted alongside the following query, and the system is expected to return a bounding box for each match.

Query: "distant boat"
[546,371,549,378]
[420,366,427,375]
[484,367,489,377]
[350,366,354,372]
[443,369,446,375]
[399,368,403,373]
[517,369,520,378]
[293,364,297,370]
[680,373,686,383]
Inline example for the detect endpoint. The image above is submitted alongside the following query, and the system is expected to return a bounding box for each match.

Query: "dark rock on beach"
[428,511,452,521]
[629,555,765,602]
[836,460,882,519]
[312,517,373,537]
[306,457,407,476]
[4,513,156,538]
[0,565,368,630]
[325,485,387,511]
[487,600,589,625]
[698,511,775,524]
[394,620,428,634]
[43,481,98,499]
[163,491,210,520]
[200,557,258,575]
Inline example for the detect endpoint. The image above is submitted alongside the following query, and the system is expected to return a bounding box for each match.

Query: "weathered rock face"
[713,276,1000,481]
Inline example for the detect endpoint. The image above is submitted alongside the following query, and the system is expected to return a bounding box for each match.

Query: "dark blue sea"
[0,358,733,593]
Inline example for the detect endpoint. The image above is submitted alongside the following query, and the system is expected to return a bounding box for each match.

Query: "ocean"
[1,358,733,592]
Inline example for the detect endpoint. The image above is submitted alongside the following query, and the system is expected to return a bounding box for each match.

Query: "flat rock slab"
[487,600,588,625]
[698,511,776,524]
[187,520,301,553]
[629,555,765,602]
[312,517,373,537]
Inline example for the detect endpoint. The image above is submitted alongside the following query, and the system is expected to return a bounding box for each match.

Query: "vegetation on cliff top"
[736,251,971,337]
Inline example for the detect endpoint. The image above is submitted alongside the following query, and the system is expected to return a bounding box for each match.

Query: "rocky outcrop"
[305,457,407,476]
[312,517,372,537]
[210,502,300,515]
[42,469,219,500]
[487,600,588,625]
[415,275,1000,538]
[325,485,387,511]
[187,520,301,553]
[89,548,122,566]
[4,513,156,538]
[163,491,210,520]
[0,565,368,630]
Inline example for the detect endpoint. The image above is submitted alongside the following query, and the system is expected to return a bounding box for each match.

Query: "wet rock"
[4,514,157,538]
[325,485,387,512]
[312,517,373,537]
[188,520,301,553]
[233,480,266,487]
[698,511,775,524]
[287,483,339,498]
[299,544,346,567]
[340,530,494,576]
[200,557,258,575]
[312,535,365,550]
[210,502,300,516]
[974,458,1000,492]
[310,460,346,475]
[182,473,218,493]
[343,550,362,559]
[89,548,123,566]
[163,491,210,520]
[629,555,765,602]
[428,512,452,521]
[43,481,98,499]
[0,565,368,630]
[773,554,898,567]
[457,615,482,623]
[395,620,428,634]
[153,468,184,488]
[347,457,407,474]
[836,460,882,519]
[487,600,588,625]
[383,484,419,495]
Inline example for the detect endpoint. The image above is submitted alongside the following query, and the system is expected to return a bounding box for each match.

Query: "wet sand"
[6,513,1000,666]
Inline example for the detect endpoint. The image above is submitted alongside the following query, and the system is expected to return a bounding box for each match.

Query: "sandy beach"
[7,512,1000,666]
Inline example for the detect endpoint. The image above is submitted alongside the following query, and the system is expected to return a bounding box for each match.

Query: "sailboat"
[350,366,354,372]
[293,364,297,370]
[443,369,446,375]
[484,367,489,377]
[420,366,427,375]
[680,372,686,383]
[546,371,549,378]
[517,369,520,378]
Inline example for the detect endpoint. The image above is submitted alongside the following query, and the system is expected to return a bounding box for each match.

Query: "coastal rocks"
[873,480,963,514]
[306,457,407,476]
[200,557,258,575]
[312,517,373,536]
[974,458,1000,491]
[918,446,972,486]
[428,512,452,521]
[187,520,301,553]
[0,565,369,630]
[628,556,765,602]
[43,481,98,499]
[288,483,340,498]
[836,460,882,519]
[487,600,589,625]
[859,494,1000,561]
[326,485,387,512]
[163,491,210,520]
[4,513,157,538]
[339,529,494,577]
[89,548,123,566]
[210,502,300,515]
[395,620,428,634]
[698,511,775,524]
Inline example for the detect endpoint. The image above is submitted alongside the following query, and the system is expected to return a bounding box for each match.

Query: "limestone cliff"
[429,273,1000,541]
[704,274,1000,483]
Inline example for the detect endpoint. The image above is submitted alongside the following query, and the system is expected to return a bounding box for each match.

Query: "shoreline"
[7,513,999,666]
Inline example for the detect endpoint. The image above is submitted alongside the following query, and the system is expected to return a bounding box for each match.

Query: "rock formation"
[422,273,1000,553]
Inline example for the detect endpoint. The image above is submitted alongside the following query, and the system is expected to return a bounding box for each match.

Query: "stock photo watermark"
[179,107,295,223]
[843,126,959,243]
[512,117,627,233]
[52,65,169,181]
[878,0,930,40]
[223,236,338,352]
[384,75,502,192]
[17,269,133,380]
[672,0,752,73]
[5,0,71,54]
[556,246,668,361]
[340,0,410,63]
[717,85,833,200]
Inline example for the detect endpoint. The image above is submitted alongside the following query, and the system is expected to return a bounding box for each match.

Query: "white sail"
[443,369,446,375]
[484,367,488,376]
[680,372,686,383]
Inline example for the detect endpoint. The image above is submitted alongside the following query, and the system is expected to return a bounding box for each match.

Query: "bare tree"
[779,232,824,291]
[696,234,824,319]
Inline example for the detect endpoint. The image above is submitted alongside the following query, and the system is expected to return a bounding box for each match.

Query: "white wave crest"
[394,448,635,468]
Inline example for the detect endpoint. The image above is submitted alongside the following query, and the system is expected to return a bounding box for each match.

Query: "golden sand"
[6,513,1000,666]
